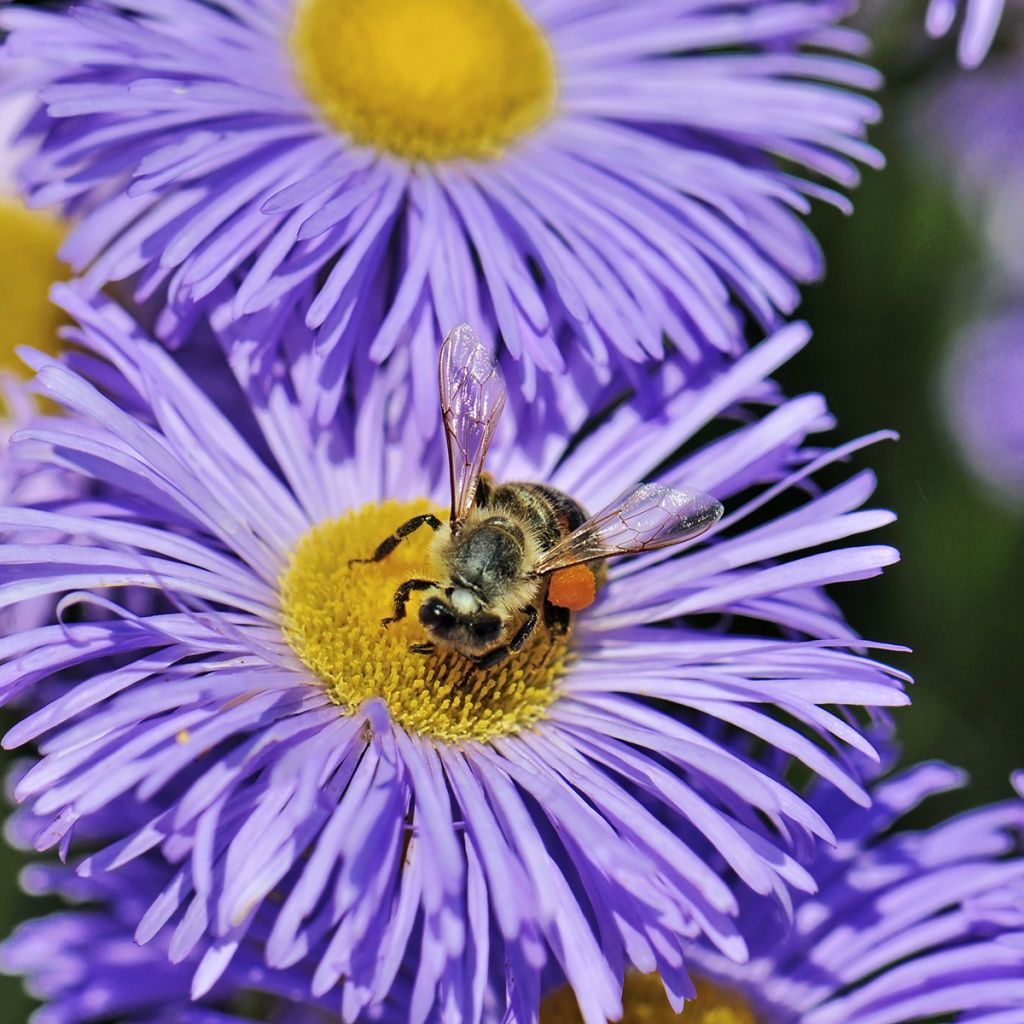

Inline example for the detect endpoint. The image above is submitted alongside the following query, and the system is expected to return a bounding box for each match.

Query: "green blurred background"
[0,6,1022,1020]
[787,16,1024,816]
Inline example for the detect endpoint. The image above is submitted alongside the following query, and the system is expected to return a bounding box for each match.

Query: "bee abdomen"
[501,482,588,551]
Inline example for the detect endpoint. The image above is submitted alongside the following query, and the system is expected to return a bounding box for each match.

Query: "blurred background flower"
[918,47,1024,508]
[942,311,1024,506]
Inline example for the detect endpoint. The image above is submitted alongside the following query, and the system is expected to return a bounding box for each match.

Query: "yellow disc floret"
[541,974,761,1024]
[290,0,557,162]
[280,499,567,744]
[0,199,67,375]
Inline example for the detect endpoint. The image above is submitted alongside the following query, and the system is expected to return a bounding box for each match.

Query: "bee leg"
[543,597,571,638]
[348,514,443,568]
[382,578,438,627]
[512,604,540,649]
[472,605,538,670]
[408,642,436,655]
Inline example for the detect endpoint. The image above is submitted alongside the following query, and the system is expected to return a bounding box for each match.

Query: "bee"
[351,325,724,669]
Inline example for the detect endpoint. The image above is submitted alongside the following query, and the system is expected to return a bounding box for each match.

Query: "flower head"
[541,763,1024,1023]
[0,288,905,1024]
[1,0,882,416]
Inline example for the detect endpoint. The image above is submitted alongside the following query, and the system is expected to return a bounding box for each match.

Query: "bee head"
[419,596,504,655]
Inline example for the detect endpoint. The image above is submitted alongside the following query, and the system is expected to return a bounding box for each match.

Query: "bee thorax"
[450,587,482,615]
[447,517,526,602]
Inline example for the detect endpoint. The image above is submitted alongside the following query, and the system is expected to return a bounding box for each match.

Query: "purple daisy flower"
[6,767,1023,1024]
[1,0,882,414]
[538,762,1024,1023]
[926,0,1007,67]
[0,288,905,1024]
[680,761,1024,1023]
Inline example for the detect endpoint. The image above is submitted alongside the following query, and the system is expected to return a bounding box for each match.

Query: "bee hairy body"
[424,475,597,657]
[359,326,722,669]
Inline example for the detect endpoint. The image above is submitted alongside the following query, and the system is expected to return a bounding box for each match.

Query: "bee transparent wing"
[533,483,723,575]
[439,324,507,526]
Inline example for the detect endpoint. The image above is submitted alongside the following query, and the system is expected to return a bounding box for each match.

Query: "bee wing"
[439,324,507,526]
[533,483,723,575]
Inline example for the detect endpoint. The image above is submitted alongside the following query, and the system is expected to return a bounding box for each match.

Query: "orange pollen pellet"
[547,565,597,611]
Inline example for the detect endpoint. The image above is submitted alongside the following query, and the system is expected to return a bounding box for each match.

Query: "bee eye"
[420,599,455,631]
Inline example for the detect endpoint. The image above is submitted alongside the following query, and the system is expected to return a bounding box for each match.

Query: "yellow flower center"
[290,0,557,162]
[280,499,567,743]
[541,974,760,1024]
[0,199,67,375]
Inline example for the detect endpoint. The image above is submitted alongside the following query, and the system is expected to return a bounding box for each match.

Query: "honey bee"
[351,325,724,668]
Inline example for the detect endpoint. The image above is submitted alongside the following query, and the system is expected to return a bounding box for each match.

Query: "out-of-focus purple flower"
[570,762,1024,1024]
[1,0,882,414]
[926,59,1024,291]
[926,0,1006,67]
[0,288,905,1024]
[942,308,1024,506]
[919,60,1024,506]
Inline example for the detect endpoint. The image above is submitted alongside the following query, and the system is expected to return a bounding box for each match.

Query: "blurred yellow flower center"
[290,0,557,162]
[280,499,567,743]
[0,200,67,375]
[540,974,759,1024]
